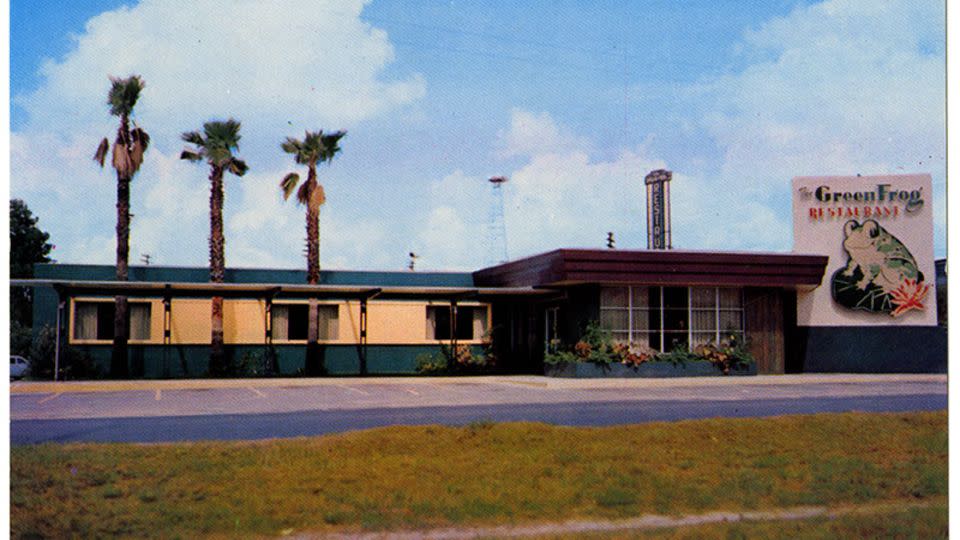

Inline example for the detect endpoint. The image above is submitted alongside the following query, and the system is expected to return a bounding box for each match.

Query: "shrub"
[10,320,32,358]
[545,321,625,365]
[415,338,496,375]
[655,344,699,366]
[692,334,754,374]
[415,352,448,375]
[29,325,100,380]
[545,320,755,375]
[228,348,278,378]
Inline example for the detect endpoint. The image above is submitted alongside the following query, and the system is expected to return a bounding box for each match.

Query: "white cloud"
[17,0,425,138]
[414,170,487,270]
[12,0,424,269]
[496,108,591,158]
[695,0,944,194]
[662,0,945,252]
[420,113,669,267]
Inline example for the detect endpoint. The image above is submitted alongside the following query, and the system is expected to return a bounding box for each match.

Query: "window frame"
[269,301,340,343]
[70,298,154,344]
[426,303,490,342]
[599,286,744,351]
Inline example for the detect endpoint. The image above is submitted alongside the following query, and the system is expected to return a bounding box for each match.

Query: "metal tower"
[485,176,509,265]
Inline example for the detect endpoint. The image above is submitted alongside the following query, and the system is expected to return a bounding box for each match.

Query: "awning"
[10,279,560,301]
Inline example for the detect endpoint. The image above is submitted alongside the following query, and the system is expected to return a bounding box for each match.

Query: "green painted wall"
[63,343,484,378]
[28,263,484,378]
[33,263,475,287]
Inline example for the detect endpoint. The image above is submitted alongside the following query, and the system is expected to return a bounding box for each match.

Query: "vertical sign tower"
[485,176,509,265]
[645,169,672,250]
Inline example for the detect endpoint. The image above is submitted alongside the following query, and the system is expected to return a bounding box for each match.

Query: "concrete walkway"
[312,499,942,539]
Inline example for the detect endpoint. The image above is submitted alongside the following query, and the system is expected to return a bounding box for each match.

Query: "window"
[427,305,487,340]
[73,301,152,340]
[545,307,559,351]
[272,304,339,341]
[599,286,743,351]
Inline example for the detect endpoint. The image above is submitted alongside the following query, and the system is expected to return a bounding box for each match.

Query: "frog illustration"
[840,219,921,294]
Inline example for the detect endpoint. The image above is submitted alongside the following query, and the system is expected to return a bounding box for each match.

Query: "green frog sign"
[793,174,936,327]
[831,219,929,317]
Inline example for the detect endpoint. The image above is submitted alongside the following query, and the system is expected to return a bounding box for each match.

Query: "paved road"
[9,375,946,444]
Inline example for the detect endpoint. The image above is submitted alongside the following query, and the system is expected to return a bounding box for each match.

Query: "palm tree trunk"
[209,166,226,376]
[304,167,323,375]
[112,115,131,379]
[305,167,320,284]
[305,200,321,375]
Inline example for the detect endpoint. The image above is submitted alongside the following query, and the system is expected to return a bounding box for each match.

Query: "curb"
[8,373,946,395]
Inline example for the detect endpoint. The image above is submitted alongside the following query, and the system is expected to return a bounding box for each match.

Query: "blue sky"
[10,0,946,270]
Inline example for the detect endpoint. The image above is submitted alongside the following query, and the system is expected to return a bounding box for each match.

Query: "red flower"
[889,279,930,317]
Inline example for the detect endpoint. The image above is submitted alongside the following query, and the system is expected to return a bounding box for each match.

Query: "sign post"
[645,169,672,250]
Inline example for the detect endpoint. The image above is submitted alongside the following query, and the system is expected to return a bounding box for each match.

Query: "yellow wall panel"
[365,302,429,344]
[338,301,362,344]
[68,297,490,346]
[170,299,211,344]
[224,300,266,344]
[147,299,164,344]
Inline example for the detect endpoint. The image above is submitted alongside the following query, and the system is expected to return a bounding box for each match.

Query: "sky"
[9,0,947,272]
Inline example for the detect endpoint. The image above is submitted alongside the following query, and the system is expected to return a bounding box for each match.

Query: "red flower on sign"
[889,279,930,317]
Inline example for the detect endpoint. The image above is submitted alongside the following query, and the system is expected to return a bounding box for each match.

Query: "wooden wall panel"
[744,288,785,374]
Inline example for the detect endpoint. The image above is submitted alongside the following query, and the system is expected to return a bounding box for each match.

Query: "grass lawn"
[11,411,946,538]
[538,501,948,539]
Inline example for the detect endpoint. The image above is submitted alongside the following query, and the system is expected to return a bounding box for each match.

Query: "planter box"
[544,360,756,378]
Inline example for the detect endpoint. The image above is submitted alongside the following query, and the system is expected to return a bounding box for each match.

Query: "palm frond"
[112,141,133,176]
[181,131,205,146]
[203,119,242,150]
[320,131,346,162]
[131,126,150,150]
[107,75,145,117]
[309,183,326,210]
[296,181,311,206]
[227,158,248,177]
[180,150,203,162]
[281,137,302,155]
[206,147,232,167]
[93,138,109,167]
[280,173,300,200]
[129,127,150,172]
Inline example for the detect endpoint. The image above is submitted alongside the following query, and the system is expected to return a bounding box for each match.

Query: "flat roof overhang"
[473,248,829,289]
[11,279,560,301]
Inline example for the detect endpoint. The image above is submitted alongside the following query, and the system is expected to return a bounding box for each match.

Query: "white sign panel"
[793,174,935,327]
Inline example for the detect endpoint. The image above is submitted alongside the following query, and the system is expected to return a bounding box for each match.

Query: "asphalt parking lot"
[11,373,946,422]
[10,374,946,443]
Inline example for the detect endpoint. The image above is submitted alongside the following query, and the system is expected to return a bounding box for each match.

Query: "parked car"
[10,355,30,380]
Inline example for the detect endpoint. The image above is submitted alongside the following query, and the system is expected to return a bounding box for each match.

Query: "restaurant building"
[22,172,946,377]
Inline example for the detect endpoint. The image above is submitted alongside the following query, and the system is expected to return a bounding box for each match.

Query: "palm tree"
[93,75,150,379]
[279,130,346,375]
[180,119,248,376]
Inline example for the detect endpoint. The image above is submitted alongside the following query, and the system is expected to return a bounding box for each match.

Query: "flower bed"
[545,359,756,378]
[543,321,756,378]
